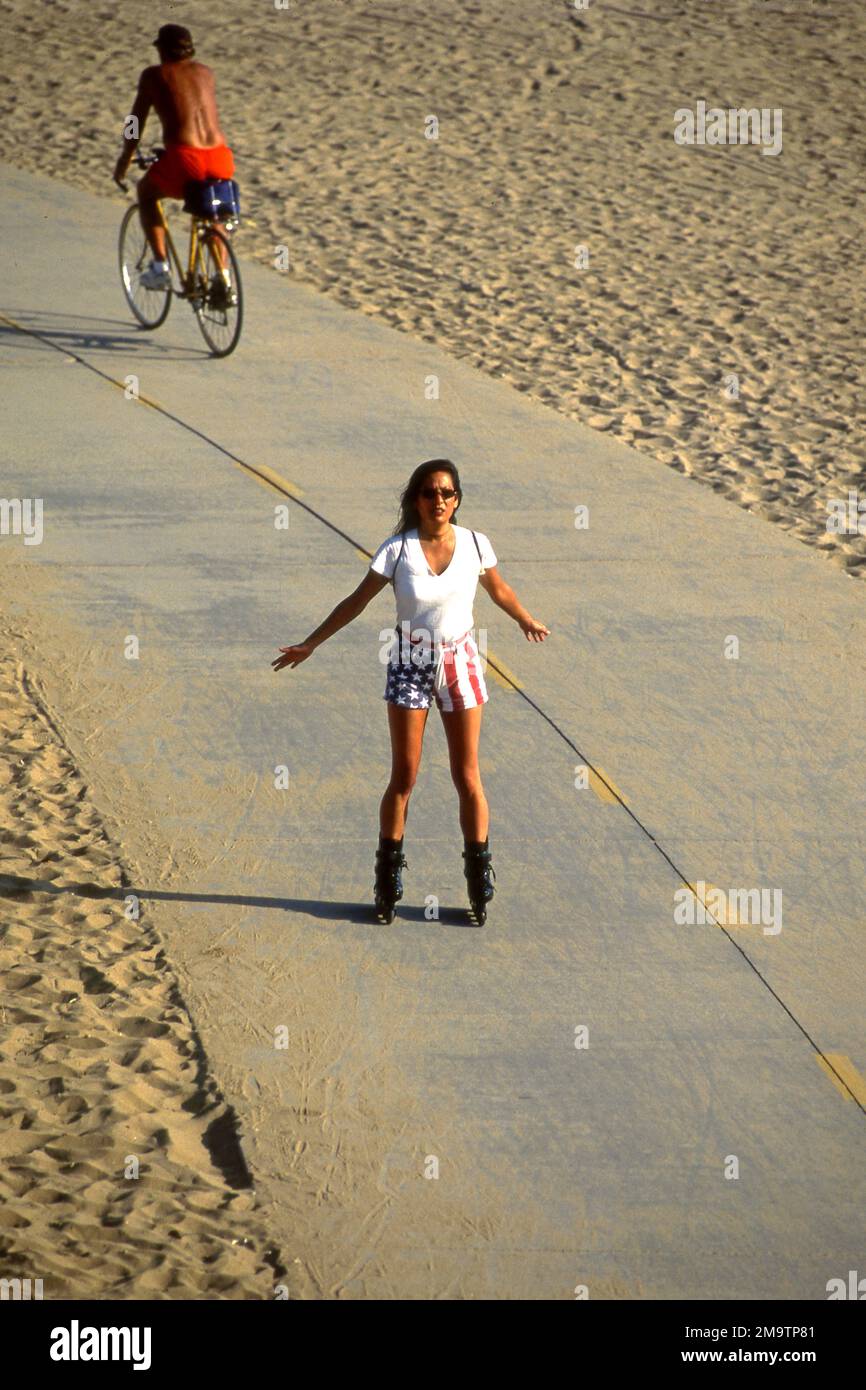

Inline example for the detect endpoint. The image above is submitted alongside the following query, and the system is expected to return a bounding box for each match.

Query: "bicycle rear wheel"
[118,205,172,329]
[192,226,243,357]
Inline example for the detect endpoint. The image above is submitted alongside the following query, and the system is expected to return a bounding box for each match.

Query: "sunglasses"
[420,486,457,500]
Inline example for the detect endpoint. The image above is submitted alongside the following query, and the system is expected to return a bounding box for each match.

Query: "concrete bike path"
[2,164,864,1299]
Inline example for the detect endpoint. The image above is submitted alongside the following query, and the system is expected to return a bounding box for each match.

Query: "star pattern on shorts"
[385,659,435,709]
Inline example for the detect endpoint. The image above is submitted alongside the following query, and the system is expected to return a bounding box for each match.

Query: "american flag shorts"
[383,629,489,711]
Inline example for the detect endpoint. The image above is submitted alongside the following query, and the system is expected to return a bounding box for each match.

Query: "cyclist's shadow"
[0,306,207,361]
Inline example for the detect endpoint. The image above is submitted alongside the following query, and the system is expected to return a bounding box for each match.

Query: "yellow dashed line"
[589,767,628,804]
[91,369,164,412]
[685,880,750,926]
[236,461,304,499]
[816,1054,866,1106]
[246,469,285,499]
[485,651,522,691]
[694,880,728,923]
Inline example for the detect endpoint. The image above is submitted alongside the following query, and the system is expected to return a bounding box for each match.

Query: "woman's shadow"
[0,871,477,927]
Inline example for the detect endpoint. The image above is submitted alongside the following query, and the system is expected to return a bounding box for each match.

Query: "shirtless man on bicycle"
[113,24,235,290]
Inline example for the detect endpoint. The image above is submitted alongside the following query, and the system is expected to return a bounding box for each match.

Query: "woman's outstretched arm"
[478,566,550,642]
[272,569,390,671]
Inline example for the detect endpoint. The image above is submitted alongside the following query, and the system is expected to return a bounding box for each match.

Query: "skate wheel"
[375,897,395,924]
[470,902,486,926]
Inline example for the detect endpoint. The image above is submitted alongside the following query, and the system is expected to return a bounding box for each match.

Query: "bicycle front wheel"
[192,226,243,358]
[118,205,172,329]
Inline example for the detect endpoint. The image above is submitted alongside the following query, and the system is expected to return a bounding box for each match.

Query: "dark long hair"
[393,458,463,535]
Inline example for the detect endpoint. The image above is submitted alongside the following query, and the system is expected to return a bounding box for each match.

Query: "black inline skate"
[374,835,408,924]
[462,839,496,926]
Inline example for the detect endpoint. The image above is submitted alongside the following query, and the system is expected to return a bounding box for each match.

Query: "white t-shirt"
[370,524,497,648]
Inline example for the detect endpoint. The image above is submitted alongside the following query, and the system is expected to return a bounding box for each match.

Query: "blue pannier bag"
[183,178,241,222]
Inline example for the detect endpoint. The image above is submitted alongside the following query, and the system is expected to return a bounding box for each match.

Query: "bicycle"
[117,148,243,357]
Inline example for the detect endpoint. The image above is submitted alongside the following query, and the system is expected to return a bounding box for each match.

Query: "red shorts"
[148,143,235,200]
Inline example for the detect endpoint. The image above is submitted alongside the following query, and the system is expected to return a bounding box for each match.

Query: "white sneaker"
[140,260,171,290]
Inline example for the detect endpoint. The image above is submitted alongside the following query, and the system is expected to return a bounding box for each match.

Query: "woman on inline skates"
[272,459,549,924]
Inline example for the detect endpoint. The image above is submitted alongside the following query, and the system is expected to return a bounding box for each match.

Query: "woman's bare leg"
[439,705,489,840]
[379,704,430,837]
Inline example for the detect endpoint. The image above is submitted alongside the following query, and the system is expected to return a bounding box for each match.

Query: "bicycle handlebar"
[135,147,165,168]
[116,147,164,194]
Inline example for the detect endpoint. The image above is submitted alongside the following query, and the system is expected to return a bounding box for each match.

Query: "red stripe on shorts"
[463,637,485,704]
[442,645,462,710]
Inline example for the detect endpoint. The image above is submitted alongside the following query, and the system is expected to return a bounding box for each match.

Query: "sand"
[1,0,863,576]
[0,652,283,1297]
